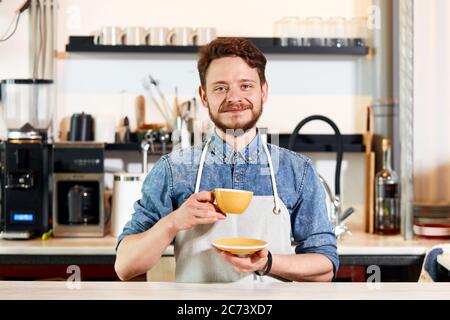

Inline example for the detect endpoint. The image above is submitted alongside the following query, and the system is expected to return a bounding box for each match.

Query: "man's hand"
[168,191,226,232]
[214,248,269,273]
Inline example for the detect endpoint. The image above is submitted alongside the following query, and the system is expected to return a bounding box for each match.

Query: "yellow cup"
[212,188,253,214]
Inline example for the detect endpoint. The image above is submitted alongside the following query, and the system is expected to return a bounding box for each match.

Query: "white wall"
[55,0,372,135]
[0,1,31,78]
[1,0,374,220]
[414,0,450,204]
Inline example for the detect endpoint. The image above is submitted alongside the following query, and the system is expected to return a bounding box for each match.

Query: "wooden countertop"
[337,227,449,255]
[0,227,447,256]
[0,281,449,300]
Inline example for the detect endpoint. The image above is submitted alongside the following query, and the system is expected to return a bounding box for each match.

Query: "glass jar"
[325,17,349,48]
[0,79,54,131]
[304,17,325,47]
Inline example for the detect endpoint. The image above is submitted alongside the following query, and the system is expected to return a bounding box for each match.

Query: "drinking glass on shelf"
[274,17,301,47]
[304,17,325,47]
[297,18,307,47]
[273,19,286,46]
[325,17,349,48]
[349,17,368,47]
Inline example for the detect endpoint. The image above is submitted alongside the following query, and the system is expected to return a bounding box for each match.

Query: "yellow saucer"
[212,238,268,255]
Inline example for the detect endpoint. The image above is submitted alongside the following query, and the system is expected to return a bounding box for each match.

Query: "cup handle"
[167,30,175,45]
[192,31,198,46]
[92,31,102,45]
[120,31,127,45]
[144,30,151,45]
[211,190,217,204]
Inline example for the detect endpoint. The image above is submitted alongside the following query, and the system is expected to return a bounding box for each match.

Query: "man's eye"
[241,84,253,90]
[214,86,226,92]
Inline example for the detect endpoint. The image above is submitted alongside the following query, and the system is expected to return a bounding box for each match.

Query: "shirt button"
[236,175,241,181]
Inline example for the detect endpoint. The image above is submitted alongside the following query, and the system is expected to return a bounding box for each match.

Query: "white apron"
[174,138,294,283]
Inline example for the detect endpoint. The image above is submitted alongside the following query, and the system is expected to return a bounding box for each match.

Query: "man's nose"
[226,87,243,104]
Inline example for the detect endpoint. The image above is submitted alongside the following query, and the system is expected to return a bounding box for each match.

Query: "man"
[115,38,338,283]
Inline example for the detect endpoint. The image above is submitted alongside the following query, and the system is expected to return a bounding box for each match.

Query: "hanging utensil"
[141,77,172,129]
[148,75,173,124]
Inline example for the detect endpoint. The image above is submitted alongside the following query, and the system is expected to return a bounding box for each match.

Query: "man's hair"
[197,37,267,88]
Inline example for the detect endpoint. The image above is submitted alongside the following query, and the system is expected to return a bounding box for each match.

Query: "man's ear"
[261,81,269,103]
[198,85,208,107]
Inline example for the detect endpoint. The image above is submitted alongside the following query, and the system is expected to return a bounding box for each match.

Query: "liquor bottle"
[374,138,400,234]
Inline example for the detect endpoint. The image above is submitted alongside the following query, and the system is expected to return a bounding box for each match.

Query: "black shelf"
[66,36,369,55]
[105,134,365,153]
[275,134,365,153]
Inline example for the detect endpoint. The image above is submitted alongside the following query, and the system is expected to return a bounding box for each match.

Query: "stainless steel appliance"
[52,142,105,237]
[0,127,50,239]
[0,79,54,239]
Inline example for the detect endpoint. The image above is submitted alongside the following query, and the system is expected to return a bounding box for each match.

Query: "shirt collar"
[209,129,263,164]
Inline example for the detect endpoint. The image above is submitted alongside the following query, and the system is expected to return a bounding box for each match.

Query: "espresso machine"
[0,79,54,239]
[52,142,105,237]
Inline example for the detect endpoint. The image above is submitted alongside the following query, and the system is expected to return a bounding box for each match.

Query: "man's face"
[199,56,268,133]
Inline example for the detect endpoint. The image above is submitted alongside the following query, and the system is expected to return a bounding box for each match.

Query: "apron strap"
[194,135,280,215]
[262,142,281,215]
[194,138,212,193]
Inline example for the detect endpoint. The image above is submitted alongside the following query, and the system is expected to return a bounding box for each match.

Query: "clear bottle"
[374,138,400,234]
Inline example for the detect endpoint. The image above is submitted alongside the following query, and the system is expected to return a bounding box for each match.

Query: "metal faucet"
[319,174,354,238]
[288,115,354,239]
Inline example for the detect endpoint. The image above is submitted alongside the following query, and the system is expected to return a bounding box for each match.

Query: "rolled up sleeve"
[116,156,174,250]
[291,161,339,277]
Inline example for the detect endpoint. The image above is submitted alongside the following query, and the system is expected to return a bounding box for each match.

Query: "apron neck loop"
[262,142,281,215]
[194,136,281,215]
[194,138,212,193]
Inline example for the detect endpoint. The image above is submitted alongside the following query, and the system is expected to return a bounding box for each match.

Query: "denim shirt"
[117,130,339,276]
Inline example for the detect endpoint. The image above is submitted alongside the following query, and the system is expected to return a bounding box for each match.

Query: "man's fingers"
[195,216,220,225]
[193,191,214,203]
[256,248,268,258]
[194,209,226,220]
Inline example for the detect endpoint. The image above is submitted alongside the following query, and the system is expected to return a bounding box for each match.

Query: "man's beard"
[207,99,263,133]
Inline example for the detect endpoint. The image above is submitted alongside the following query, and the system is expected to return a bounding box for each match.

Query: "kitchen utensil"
[1,79,54,131]
[141,76,173,129]
[168,27,195,46]
[122,27,147,45]
[148,75,172,118]
[212,238,268,256]
[193,27,217,46]
[413,223,450,239]
[304,17,325,47]
[349,17,368,47]
[52,143,105,237]
[0,130,50,239]
[325,17,349,48]
[93,26,124,45]
[173,86,180,120]
[364,106,375,233]
[146,27,170,46]
[159,130,170,154]
[141,139,149,172]
[110,173,146,237]
[280,17,301,46]
[212,188,253,214]
[123,116,131,143]
[94,115,116,143]
[68,112,94,141]
[135,95,146,129]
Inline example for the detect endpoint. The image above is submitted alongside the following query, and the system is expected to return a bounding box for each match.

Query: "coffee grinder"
[0,79,54,239]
